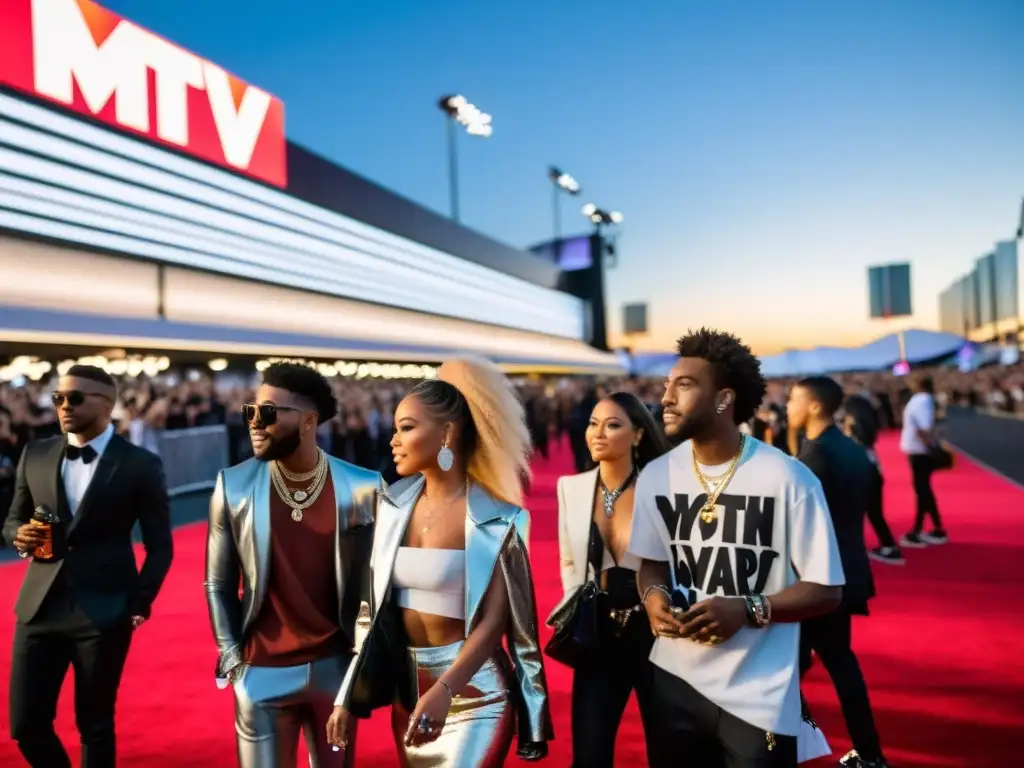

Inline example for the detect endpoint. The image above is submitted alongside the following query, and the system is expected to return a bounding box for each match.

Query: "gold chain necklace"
[419,483,467,535]
[277,461,319,483]
[271,450,329,523]
[691,434,745,524]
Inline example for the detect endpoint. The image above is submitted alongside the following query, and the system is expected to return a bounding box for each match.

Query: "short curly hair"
[261,362,337,424]
[676,328,766,425]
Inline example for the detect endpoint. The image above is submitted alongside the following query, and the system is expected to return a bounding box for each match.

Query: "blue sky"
[103,0,1024,354]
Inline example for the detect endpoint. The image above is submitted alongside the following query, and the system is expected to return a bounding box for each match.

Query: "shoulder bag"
[544,521,604,669]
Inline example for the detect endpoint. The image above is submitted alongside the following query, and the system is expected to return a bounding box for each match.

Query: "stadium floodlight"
[549,165,582,244]
[582,204,623,228]
[438,94,493,222]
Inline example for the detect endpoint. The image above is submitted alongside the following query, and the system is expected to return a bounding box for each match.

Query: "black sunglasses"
[241,403,301,426]
[51,390,108,408]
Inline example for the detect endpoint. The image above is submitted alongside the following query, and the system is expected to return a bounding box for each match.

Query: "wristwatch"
[744,594,772,627]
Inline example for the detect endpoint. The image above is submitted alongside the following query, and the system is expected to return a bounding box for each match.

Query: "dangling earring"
[632,443,640,467]
[437,438,454,472]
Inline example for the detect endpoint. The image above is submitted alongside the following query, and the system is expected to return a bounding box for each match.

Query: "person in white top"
[628,329,845,768]
[554,391,671,767]
[327,357,552,766]
[898,376,947,547]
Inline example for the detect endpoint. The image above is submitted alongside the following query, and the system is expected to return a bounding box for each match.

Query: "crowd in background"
[0,359,1022,517]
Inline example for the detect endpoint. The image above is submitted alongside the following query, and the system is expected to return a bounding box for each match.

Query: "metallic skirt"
[391,639,515,768]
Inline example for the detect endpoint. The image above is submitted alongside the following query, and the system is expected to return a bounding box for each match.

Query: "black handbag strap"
[585,519,605,583]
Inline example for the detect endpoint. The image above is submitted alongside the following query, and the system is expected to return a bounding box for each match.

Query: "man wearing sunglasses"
[205,362,377,768]
[2,364,173,768]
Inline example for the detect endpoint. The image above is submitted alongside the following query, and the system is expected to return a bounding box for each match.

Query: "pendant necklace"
[598,467,637,518]
[692,434,745,523]
[271,449,329,522]
[420,482,467,535]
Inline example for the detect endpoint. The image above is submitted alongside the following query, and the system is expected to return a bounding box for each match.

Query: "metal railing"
[154,425,230,496]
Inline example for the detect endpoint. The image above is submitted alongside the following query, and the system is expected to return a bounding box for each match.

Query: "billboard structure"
[867,263,912,319]
[867,263,913,363]
[622,302,648,336]
[0,0,288,187]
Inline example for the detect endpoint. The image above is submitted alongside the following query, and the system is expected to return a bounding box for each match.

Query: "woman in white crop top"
[327,357,552,766]
[554,391,671,767]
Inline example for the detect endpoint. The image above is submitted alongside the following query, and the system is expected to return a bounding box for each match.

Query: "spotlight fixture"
[548,166,581,195]
[439,94,493,137]
[582,203,623,227]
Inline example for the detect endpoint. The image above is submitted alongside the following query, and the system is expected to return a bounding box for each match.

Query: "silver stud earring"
[717,404,727,414]
[437,440,454,472]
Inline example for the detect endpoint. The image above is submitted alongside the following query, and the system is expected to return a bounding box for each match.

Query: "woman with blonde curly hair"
[327,357,553,766]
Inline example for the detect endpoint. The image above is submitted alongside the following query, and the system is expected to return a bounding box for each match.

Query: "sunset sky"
[104,0,1024,355]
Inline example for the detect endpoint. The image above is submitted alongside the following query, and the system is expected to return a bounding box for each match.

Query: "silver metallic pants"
[234,654,355,768]
[391,640,515,768]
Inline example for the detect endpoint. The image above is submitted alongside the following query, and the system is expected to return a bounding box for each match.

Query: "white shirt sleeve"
[626,466,670,562]
[916,395,935,431]
[788,478,845,588]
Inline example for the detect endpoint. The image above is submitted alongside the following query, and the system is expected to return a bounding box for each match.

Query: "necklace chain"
[599,466,637,519]
[691,435,746,524]
[271,450,329,523]
[419,482,468,535]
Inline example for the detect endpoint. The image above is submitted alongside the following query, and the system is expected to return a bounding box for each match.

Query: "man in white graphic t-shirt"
[629,328,845,768]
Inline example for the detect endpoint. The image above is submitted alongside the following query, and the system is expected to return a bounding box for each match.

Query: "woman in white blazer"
[555,391,671,767]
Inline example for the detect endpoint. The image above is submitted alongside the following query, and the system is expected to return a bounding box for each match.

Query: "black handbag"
[929,440,955,471]
[545,523,603,669]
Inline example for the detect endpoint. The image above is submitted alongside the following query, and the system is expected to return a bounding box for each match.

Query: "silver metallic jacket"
[335,474,554,746]
[203,455,378,679]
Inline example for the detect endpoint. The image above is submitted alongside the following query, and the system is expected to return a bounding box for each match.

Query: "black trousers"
[647,668,797,768]
[570,604,656,767]
[9,582,134,768]
[909,454,943,533]
[799,609,883,762]
[865,468,897,548]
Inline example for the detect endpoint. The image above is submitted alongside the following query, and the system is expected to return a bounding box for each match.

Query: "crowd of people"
[0,342,1004,768]
[1,357,1016,525]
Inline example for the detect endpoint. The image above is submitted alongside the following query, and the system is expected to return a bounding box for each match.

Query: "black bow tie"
[65,445,98,464]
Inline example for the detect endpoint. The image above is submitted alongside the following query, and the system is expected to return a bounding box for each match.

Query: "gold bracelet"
[439,680,454,706]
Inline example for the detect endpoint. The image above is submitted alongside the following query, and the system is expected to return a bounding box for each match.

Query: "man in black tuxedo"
[2,365,173,768]
[787,376,889,768]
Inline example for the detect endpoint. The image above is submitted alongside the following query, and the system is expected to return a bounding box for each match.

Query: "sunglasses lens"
[52,391,86,407]
[242,404,276,425]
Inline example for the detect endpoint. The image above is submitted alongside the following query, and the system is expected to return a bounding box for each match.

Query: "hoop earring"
[437,440,455,472]
[716,404,727,415]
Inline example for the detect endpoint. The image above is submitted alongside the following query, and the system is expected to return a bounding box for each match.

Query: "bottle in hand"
[30,505,59,561]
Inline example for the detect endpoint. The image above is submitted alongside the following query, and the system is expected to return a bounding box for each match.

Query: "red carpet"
[1,433,1022,766]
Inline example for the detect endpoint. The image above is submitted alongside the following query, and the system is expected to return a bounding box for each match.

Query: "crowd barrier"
[155,425,230,496]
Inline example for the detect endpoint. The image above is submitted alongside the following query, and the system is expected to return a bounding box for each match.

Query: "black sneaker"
[839,749,891,768]
[921,530,948,545]
[900,532,927,548]
[868,546,905,565]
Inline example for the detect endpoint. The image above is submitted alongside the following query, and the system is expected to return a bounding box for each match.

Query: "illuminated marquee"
[0,0,287,186]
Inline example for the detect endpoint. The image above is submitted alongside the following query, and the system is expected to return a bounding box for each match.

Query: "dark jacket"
[2,433,173,628]
[798,426,876,614]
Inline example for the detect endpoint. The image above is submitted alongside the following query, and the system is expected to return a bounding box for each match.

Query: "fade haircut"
[65,364,117,397]
[261,362,338,424]
[676,328,767,425]
[796,376,845,417]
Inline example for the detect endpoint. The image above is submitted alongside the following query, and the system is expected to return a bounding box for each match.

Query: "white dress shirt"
[63,423,115,516]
